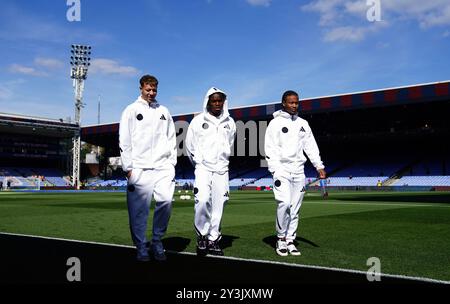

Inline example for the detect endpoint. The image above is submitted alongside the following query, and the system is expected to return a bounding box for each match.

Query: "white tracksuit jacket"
[185,87,236,173]
[119,96,177,172]
[265,109,324,175]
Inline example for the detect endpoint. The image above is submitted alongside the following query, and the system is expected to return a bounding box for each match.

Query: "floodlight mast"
[70,44,91,189]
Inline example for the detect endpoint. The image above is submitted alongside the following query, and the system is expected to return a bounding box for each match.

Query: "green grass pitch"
[1,190,450,281]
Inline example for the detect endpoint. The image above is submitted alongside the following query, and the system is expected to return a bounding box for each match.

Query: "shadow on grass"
[39,200,194,210]
[220,234,240,250]
[161,235,239,253]
[263,235,320,249]
[162,237,191,252]
[39,202,127,210]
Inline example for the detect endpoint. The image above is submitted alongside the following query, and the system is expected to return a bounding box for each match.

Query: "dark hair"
[139,75,158,87]
[282,90,299,102]
[208,92,226,101]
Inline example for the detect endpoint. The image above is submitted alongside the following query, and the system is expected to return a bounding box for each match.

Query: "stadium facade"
[81,80,450,190]
[1,80,449,190]
[0,113,78,189]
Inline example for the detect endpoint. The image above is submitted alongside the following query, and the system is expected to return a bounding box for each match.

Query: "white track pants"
[272,170,306,242]
[126,167,175,251]
[193,167,229,242]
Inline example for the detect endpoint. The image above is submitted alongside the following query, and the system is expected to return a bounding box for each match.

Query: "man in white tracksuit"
[119,75,177,262]
[185,87,236,256]
[264,90,326,256]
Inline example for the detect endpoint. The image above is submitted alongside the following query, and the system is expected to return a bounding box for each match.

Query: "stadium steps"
[382,178,399,186]
[380,159,422,186]
[395,158,422,178]
[244,172,271,186]
[307,162,352,186]
[242,178,258,187]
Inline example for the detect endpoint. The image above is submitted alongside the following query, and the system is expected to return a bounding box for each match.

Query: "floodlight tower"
[70,44,91,189]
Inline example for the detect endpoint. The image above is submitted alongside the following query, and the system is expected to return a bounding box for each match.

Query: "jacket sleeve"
[264,120,282,173]
[185,119,198,167]
[303,122,325,170]
[119,107,133,172]
[167,111,177,167]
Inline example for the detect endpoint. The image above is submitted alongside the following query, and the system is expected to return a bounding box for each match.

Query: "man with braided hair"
[185,87,236,256]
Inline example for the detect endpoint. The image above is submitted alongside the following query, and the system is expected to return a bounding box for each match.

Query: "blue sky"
[1,0,449,125]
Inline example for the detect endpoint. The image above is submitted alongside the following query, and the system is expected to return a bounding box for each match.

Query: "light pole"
[70,44,91,189]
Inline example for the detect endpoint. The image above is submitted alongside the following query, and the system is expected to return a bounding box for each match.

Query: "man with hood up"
[119,75,177,262]
[264,90,326,256]
[185,87,236,256]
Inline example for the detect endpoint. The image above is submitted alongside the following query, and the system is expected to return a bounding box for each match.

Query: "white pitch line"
[305,201,450,208]
[1,231,449,285]
[0,231,135,249]
[204,254,450,285]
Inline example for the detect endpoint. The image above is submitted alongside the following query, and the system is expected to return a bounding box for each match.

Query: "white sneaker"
[276,239,288,256]
[287,242,301,256]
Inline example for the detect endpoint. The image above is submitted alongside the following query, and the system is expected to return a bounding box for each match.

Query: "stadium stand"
[246,178,273,187]
[229,167,269,187]
[2,81,449,191]
[392,176,450,186]
[331,160,408,177]
[34,168,70,186]
[0,167,70,187]
[87,179,127,187]
[404,158,449,176]
[0,112,77,188]
[326,176,389,187]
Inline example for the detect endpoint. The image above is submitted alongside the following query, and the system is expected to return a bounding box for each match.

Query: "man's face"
[140,83,158,102]
[282,94,299,115]
[208,93,225,117]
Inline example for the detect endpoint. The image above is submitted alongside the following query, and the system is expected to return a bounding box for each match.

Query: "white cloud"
[344,1,367,17]
[382,0,449,16]
[0,100,72,120]
[302,0,344,26]
[34,57,64,69]
[0,86,13,101]
[303,0,450,42]
[304,0,450,28]
[0,5,113,45]
[324,21,387,42]
[8,64,48,77]
[246,0,271,7]
[8,57,64,77]
[323,26,366,42]
[9,57,138,78]
[418,4,450,28]
[90,59,140,76]
[371,0,450,28]
[0,79,25,101]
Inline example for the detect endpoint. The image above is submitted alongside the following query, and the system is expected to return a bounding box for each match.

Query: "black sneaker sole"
[196,247,208,257]
[276,249,288,257]
[153,255,167,262]
[136,256,150,262]
[208,250,224,256]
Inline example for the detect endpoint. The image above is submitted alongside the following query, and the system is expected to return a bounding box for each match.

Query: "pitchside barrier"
[7,185,448,193]
[302,186,435,192]
[239,185,438,192]
[330,186,434,192]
